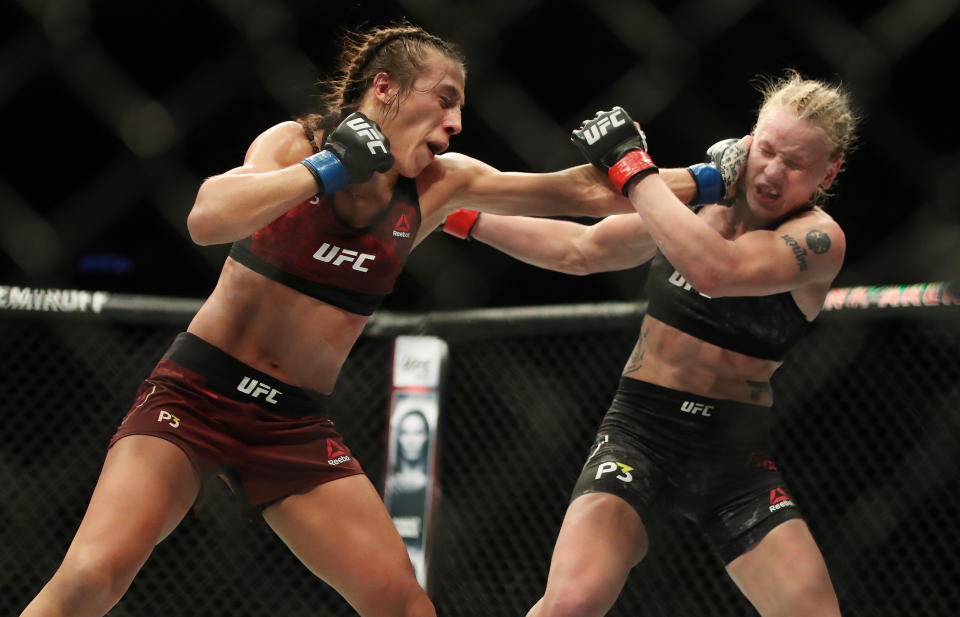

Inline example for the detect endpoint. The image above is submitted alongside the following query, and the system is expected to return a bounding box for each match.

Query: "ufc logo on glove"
[346,116,389,155]
[580,109,627,144]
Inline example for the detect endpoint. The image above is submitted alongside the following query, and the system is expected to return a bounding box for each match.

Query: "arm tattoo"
[623,326,649,374]
[746,380,772,401]
[805,229,831,254]
[780,234,808,271]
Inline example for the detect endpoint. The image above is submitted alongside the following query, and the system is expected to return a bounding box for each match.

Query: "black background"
[3,5,960,616]
[3,0,958,311]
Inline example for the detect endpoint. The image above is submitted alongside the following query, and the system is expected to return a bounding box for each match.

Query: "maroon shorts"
[110,332,364,509]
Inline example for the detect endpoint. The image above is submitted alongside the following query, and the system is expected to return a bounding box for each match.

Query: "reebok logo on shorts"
[326,439,350,466]
[236,376,281,404]
[768,487,795,512]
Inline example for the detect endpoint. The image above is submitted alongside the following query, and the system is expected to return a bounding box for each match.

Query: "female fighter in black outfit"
[444,71,857,617]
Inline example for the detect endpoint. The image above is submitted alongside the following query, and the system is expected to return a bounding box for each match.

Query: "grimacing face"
[743,107,841,217]
[375,50,465,178]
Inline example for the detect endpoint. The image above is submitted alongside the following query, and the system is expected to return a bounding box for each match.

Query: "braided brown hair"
[299,22,465,136]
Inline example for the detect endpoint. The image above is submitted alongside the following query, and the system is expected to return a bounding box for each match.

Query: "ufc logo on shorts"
[237,376,281,404]
[313,243,376,272]
[346,116,389,155]
[157,410,180,428]
[680,401,714,416]
[582,110,626,145]
[595,461,634,483]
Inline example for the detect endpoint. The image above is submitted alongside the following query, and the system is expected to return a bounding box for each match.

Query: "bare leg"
[526,493,648,617]
[20,435,201,617]
[726,519,841,617]
[263,474,434,617]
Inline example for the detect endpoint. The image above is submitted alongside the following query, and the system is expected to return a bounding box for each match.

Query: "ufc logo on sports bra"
[313,243,376,272]
[668,270,712,298]
[347,116,389,155]
[581,109,626,145]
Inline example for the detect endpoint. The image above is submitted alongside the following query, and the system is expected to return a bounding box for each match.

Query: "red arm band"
[442,209,481,239]
[608,150,658,195]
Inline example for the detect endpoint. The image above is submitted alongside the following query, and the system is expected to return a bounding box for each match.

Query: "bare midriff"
[186,258,369,394]
[623,315,783,407]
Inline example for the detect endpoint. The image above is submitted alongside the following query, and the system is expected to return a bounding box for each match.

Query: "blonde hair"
[753,70,859,204]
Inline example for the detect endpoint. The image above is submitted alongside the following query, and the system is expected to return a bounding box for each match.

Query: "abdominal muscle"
[623,315,783,407]
[186,258,369,394]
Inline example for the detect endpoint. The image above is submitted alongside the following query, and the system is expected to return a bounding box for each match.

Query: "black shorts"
[571,377,802,563]
[110,332,365,511]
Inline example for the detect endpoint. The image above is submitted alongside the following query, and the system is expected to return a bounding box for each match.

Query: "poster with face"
[384,336,447,590]
[385,391,438,540]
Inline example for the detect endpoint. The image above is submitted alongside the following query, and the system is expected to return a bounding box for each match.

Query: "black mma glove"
[300,112,394,195]
[570,106,658,195]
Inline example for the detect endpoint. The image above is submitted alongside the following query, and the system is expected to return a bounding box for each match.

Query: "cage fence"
[2,283,958,617]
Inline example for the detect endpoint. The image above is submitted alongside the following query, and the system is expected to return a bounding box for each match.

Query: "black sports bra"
[644,253,810,361]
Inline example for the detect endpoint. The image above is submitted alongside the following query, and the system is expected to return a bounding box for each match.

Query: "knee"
[791,580,840,616]
[772,568,840,617]
[538,586,608,617]
[382,586,435,617]
[54,546,142,608]
[400,591,435,617]
[357,575,435,617]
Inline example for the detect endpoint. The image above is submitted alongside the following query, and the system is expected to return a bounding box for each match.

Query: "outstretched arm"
[415,153,697,244]
[460,212,658,275]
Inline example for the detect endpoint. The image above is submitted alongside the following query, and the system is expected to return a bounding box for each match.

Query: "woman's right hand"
[301,112,395,194]
[570,106,659,196]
